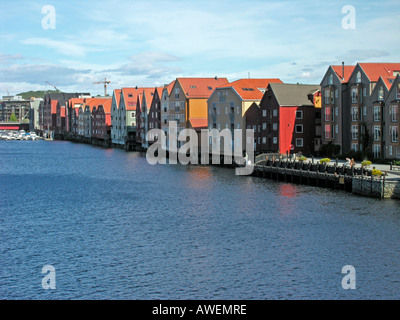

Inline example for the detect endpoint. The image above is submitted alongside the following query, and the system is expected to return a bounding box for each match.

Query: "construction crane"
[46,81,60,92]
[93,78,111,96]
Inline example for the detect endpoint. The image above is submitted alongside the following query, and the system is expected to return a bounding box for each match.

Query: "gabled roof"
[331,65,355,83]
[112,89,122,108]
[101,99,112,114]
[121,87,153,110]
[218,78,282,100]
[358,63,400,82]
[269,83,321,106]
[190,118,208,129]
[141,88,156,109]
[177,77,229,98]
[164,80,176,95]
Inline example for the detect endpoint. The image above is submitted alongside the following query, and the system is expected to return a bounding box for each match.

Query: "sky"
[0,0,399,96]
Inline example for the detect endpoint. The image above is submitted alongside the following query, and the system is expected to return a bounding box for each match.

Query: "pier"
[252,154,400,199]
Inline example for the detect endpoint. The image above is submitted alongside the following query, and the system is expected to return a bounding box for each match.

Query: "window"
[237,106,240,115]
[352,143,358,152]
[397,83,400,100]
[262,123,266,130]
[335,124,339,134]
[378,86,384,101]
[363,88,367,97]
[328,74,333,85]
[351,107,359,121]
[352,125,358,140]
[273,137,278,144]
[351,88,358,103]
[273,109,278,117]
[335,89,338,99]
[373,144,381,159]
[296,138,303,147]
[374,106,381,121]
[295,124,303,133]
[374,126,381,141]
[335,107,339,117]
[174,88,180,99]
[324,107,331,121]
[325,125,331,139]
[324,89,331,104]
[363,106,367,116]
[389,145,393,156]
[262,110,266,117]
[391,105,398,122]
[218,91,227,102]
[392,126,399,143]
[273,123,277,131]
[356,71,361,83]
[262,137,266,144]
[296,110,303,119]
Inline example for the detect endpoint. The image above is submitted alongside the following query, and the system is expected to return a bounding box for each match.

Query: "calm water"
[1,140,400,300]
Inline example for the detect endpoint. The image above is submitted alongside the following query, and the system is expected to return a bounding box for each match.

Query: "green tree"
[9,113,18,122]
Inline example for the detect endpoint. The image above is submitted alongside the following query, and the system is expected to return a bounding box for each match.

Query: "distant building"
[29,98,43,132]
[0,96,31,123]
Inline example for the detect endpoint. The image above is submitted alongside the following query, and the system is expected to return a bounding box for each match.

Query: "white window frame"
[295,138,303,147]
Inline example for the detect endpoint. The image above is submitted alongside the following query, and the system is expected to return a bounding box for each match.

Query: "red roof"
[113,89,122,108]
[142,88,156,110]
[331,65,355,83]
[190,118,208,129]
[177,77,229,98]
[218,78,282,100]
[358,63,400,82]
[51,100,58,114]
[102,99,112,114]
[121,87,154,111]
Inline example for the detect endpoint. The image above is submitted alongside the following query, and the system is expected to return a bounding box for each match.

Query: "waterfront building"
[385,74,400,159]
[321,62,400,158]
[56,103,66,134]
[0,96,31,123]
[165,77,229,151]
[41,92,90,134]
[147,87,163,146]
[135,87,157,149]
[207,78,281,155]
[320,64,355,154]
[258,83,321,155]
[160,81,176,147]
[29,98,43,132]
[91,99,112,141]
[112,87,144,146]
[244,102,262,152]
[110,89,122,145]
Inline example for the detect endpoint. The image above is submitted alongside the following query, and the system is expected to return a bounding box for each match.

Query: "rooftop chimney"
[342,61,345,81]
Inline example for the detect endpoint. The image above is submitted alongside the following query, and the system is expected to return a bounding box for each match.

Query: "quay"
[252,154,400,200]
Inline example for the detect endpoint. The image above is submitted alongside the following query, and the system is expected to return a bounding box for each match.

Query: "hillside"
[16,90,59,100]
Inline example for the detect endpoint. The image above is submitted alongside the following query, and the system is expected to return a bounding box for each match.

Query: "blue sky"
[0,0,399,96]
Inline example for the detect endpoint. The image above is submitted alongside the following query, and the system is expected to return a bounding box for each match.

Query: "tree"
[9,113,18,122]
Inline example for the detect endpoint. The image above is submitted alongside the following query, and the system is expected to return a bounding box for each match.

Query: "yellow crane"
[93,78,111,96]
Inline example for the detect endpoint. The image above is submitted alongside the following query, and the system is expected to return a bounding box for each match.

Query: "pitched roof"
[358,63,400,82]
[331,65,355,83]
[177,77,229,98]
[101,99,112,114]
[190,118,208,129]
[113,89,122,108]
[164,80,176,94]
[121,87,153,110]
[141,88,156,109]
[269,83,321,106]
[218,78,282,100]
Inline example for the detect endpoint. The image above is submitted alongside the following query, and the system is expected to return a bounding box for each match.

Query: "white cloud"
[21,38,87,57]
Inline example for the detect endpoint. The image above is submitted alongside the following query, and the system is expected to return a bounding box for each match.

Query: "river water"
[1,140,400,300]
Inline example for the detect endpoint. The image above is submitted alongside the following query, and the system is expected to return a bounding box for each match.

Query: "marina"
[0,130,41,141]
